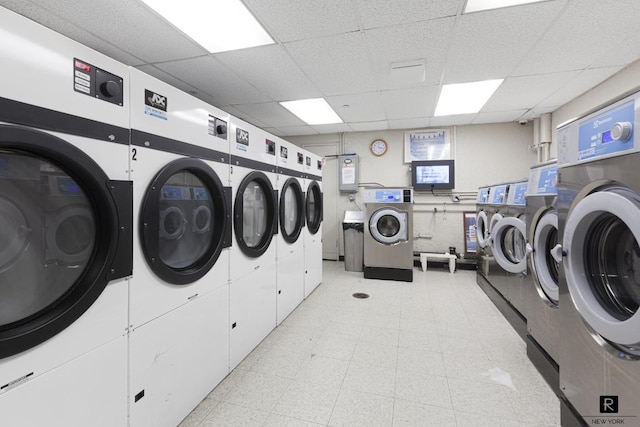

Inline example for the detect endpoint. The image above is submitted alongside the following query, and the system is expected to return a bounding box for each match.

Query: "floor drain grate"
[352,293,369,299]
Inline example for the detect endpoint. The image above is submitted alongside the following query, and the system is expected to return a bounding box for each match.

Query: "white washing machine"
[303,150,324,297]
[228,117,278,369]
[556,92,640,424]
[128,69,231,427]
[0,7,131,426]
[363,187,414,282]
[490,180,530,318]
[275,139,306,325]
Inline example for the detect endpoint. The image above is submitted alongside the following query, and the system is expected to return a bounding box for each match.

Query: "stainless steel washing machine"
[556,91,640,425]
[363,188,413,282]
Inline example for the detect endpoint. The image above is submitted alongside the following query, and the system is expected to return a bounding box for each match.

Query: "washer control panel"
[363,188,413,203]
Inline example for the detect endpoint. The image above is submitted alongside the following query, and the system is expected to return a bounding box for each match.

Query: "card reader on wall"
[339,154,359,192]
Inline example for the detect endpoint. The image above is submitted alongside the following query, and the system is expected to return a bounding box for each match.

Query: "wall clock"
[370,138,388,157]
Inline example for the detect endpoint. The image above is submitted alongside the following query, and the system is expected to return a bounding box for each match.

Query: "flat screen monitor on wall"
[411,160,455,191]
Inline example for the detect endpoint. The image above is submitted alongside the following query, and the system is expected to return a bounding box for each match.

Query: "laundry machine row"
[556,91,640,425]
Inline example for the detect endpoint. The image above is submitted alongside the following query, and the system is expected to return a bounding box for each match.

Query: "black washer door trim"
[306,180,323,235]
[140,158,229,285]
[279,178,304,244]
[0,124,130,359]
[234,171,277,258]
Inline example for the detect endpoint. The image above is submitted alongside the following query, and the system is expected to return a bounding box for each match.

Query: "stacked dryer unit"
[275,139,306,325]
[556,92,640,424]
[302,150,324,297]
[228,117,278,369]
[128,69,232,427]
[0,7,132,426]
[490,180,530,318]
[524,161,559,393]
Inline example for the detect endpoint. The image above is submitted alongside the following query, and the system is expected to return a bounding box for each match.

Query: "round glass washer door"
[563,186,640,347]
[491,216,527,274]
[279,177,304,244]
[476,210,489,248]
[234,171,276,258]
[531,210,559,305]
[0,125,126,359]
[369,207,408,245]
[140,158,228,285]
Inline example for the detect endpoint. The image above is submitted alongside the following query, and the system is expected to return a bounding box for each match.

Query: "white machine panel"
[527,163,558,196]
[363,188,413,204]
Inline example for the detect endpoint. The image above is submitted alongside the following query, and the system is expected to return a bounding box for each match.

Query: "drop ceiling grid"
[27,0,207,64]
[380,85,440,120]
[442,1,566,84]
[135,64,200,97]
[214,45,322,102]
[243,0,360,43]
[310,123,354,134]
[535,66,623,110]
[483,70,579,112]
[156,56,271,106]
[325,92,387,122]
[364,18,456,88]
[284,32,378,96]
[512,0,640,76]
[386,117,432,130]
[472,109,530,124]
[231,102,307,128]
[354,0,461,29]
[274,125,320,136]
[349,120,390,132]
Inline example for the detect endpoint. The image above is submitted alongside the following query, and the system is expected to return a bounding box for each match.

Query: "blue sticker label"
[477,188,489,203]
[578,100,634,160]
[144,106,167,121]
[491,185,508,204]
[537,168,557,194]
[375,190,402,203]
[512,183,528,205]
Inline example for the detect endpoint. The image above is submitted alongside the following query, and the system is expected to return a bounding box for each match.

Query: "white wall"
[551,59,640,158]
[291,122,536,258]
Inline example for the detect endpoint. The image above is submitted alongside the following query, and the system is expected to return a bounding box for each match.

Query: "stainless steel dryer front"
[363,188,413,282]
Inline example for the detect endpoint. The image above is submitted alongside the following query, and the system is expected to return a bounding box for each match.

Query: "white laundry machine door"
[562,186,640,350]
[368,207,408,244]
[491,216,527,274]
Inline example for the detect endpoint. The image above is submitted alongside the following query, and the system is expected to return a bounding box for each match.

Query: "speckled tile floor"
[179,261,560,427]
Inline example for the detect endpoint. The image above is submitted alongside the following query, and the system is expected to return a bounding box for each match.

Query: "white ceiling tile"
[243,0,360,42]
[157,56,272,106]
[214,105,269,128]
[232,103,307,128]
[380,86,440,120]
[264,128,286,137]
[0,0,146,65]
[387,118,432,130]
[23,0,208,63]
[285,32,377,96]
[326,92,386,122]
[430,114,476,127]
[482,71,578,112]
[365,18,455,88]
[135,65,198,94]
[594,33,640,68]
[310,123,353,134]
[443,0,566,83]
[472,110,529,124]
[356,0,461,29]
[215,44,321,101]
[349,121,390,132]
[513,0,640,76]
[277,126,320,136]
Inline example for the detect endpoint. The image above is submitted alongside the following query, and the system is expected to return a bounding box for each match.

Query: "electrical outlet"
[348,194,355,202]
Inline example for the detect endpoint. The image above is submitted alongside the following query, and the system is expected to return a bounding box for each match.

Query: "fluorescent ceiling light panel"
[140,0,274,53]
[434,79,503,116]
[280,98,343,125]
[464,0,549,13]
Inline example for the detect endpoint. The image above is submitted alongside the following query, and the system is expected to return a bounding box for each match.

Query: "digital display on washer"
[577,99,635,160]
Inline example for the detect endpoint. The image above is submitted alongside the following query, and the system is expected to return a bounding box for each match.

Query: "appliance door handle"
[550,244,564,263]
